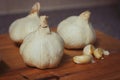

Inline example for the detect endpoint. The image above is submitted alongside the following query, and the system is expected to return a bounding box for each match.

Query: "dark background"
[0,1,120,39]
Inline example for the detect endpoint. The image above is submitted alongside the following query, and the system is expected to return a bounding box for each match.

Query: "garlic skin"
[57,11,96,49]
[20,16,64,69]
[9,2,40,42]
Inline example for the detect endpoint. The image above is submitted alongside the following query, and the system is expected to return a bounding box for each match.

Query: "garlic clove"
[9,2,40,43]
[93,48,104,59]
[83,44,95,55]
[73,55,93,64]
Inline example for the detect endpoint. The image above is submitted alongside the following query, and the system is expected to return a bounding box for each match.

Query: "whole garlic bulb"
[57,11,96,49]
[20,16,64,69]
[9,2,40,42]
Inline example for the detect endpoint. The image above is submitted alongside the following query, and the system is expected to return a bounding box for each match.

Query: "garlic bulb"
[9,2,40,42]
[57,11,96,49]
[20,16,64,69]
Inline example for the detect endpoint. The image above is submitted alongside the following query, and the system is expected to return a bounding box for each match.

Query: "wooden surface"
[0,27,120,80]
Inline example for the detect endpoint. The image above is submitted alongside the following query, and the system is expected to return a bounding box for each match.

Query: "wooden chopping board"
[0,27,120,80]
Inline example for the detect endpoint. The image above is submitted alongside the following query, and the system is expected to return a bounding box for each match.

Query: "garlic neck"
[39,15,51,34]
[30,2,40,14]
[28,2,40,18]
[27,12,38,18]
[39,26,51,35]
[79,11,91,21]
[75,11,91,28]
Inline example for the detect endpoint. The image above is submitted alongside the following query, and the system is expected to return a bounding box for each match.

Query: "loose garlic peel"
[73,55,92,64]
[9,2,40,42]
[20,16,64,69]
[57,11,96,49]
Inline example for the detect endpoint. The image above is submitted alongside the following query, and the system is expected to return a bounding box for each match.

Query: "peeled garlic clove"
[20,16,64,69]
[83,44,95,55]
[73,55,92,64]
[9,2,40,42]
[57,11,96,49]
[93,48,104,59]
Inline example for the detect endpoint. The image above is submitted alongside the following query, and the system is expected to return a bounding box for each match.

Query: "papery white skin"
[9,2,40,42]
[57,11,96,49]
[20,16,64,69]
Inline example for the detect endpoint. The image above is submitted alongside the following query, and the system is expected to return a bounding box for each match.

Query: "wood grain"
[0,27,120,80]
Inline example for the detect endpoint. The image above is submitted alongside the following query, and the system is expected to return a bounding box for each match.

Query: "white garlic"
[83,44,95,55]
[57,11,96,49]
[9,2,40,42]
[20,16,64,69]
[73,55,92,64]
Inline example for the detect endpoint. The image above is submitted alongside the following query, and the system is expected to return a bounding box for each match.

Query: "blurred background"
[0,0,120,39]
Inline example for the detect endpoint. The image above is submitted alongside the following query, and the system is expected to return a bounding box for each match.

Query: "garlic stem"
[40,16,49,28]
[39,16,51,34]
[79,10,91,20]
[30,2,40,14]
[93,48,104,59]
